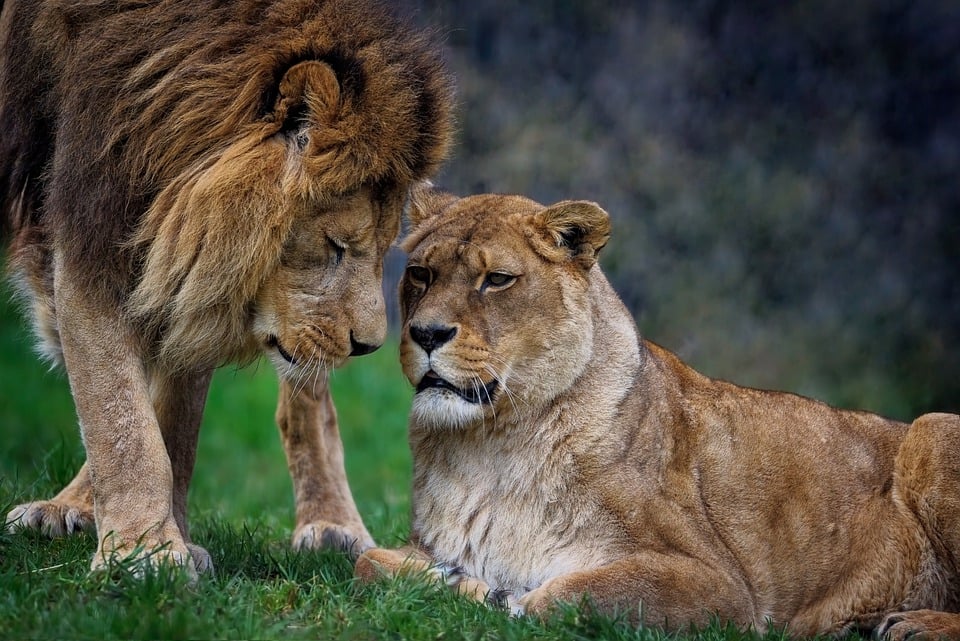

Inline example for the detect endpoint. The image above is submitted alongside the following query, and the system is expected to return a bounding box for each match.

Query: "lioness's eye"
[484,272,516,288]
[407,265,432,286]
[328,237,346,265]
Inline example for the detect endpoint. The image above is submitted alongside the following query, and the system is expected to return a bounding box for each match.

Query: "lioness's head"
[399,190,611,429]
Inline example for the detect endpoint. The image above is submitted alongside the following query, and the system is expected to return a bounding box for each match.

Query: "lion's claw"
[186,543,215,575]
[292,520,375,559]
[6,500,95,538]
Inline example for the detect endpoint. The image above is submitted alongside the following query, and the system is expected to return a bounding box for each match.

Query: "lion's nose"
[409,324,457,354]
[350,333,381,357]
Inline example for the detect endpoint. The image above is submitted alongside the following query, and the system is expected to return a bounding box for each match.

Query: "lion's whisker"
[310,344,325,395]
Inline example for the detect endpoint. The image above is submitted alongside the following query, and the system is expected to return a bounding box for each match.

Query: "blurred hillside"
[388,0,960,420]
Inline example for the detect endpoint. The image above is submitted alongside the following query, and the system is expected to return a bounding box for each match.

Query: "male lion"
[0,0,452,575]
[356,190,960,640]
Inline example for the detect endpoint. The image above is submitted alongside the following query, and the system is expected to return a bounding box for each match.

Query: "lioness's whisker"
[483,362,524,418]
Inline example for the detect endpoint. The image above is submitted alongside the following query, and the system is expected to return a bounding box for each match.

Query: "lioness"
[1,0,452,574]
[356,190,960,640]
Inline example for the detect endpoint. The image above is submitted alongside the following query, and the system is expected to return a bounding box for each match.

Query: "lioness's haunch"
[356,189,960,641]
[1,0,452,574]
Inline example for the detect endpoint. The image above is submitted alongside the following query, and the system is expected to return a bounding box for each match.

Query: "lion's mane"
[0,0,453,368]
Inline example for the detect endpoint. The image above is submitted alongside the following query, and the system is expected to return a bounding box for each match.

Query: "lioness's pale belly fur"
[413,433,628,594]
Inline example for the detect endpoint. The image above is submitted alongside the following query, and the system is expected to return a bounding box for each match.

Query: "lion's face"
[253,186,402,378]
[399,192,611,429]
[126,55,451,376]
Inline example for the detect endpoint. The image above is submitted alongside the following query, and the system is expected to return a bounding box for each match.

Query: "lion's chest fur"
[410,426,627,594]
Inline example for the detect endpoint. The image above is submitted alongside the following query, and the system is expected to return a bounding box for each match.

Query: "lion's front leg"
[6,462,95,537]
[151,367,215,573]
[54,271,192,576]
[517,552,753,632]
[276,377,375,557]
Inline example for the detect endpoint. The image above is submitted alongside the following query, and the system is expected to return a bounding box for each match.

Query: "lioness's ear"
[273,60,341,140]
[538,200,611,268]
[406,180,458,229]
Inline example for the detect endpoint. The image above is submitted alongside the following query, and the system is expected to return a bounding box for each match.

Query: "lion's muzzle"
[267,335,298,364]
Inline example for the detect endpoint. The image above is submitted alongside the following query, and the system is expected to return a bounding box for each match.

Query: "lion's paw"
[876,610,960,641]
[91,541,203,582]
[186,543,215,575]
[6,500,94,538]
[292,520,375,559]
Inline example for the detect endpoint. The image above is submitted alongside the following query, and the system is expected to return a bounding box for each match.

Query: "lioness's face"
[254,186,402,379]
[399,194,609,429]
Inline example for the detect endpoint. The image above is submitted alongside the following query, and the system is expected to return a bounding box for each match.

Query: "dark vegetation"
[393,0,959,420]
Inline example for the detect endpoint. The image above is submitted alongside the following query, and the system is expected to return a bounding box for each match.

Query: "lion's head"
[398,190,611,429]
[109,22,454,378]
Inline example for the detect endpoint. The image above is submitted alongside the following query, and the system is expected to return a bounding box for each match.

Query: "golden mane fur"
[357,190,960,641]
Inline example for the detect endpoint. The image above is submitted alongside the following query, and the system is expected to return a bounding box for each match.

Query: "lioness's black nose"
[410,324,457,353]
[350,334,381,357]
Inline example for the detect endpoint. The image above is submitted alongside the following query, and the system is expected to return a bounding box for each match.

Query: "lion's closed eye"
[328,237,346,265]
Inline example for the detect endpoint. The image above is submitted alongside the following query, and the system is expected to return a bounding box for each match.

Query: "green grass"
[0,286,844,641]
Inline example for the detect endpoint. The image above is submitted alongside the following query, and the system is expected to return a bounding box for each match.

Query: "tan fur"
[357,190,960,640]
[2,0,452,574]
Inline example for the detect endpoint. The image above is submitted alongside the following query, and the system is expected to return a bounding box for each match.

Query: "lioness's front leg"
[355,546,433,580]
[277,377,375,557]
[355,547,493,601]
[55,271,191,574]
[518,552,753,631]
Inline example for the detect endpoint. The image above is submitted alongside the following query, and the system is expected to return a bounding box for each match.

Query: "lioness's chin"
[410,391,491,429]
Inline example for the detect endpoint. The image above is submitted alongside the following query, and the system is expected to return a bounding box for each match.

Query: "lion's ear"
[406,180,458,229]
[273,60,341,142]
[538,200,611,268]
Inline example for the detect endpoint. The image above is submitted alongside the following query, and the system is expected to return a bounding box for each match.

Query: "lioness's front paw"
[428,563,493,602]
[516,583,562,618]
[503,591,528,617]
[293,520,375,558]
[6,500,94,537]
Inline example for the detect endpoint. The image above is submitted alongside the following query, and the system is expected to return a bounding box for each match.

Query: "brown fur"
[355,190,960,640]
[1,0,453,574]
